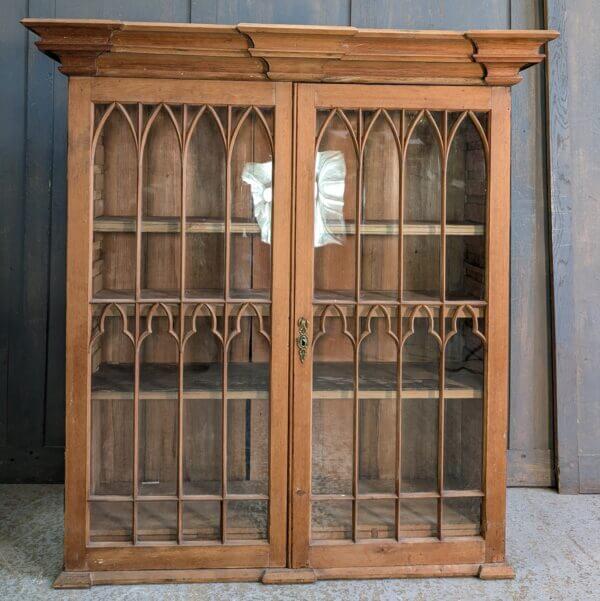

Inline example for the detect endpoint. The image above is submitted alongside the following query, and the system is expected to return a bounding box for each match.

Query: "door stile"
[482,87,511,564]
[65,77,94,569]
[290,84,317,568]
[269,81,294,566]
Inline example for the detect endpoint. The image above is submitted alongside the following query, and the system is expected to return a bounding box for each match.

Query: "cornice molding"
[22,19,559,86]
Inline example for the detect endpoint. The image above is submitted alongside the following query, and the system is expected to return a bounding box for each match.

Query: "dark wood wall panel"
[546,0,600,493]
[1,0,556,486]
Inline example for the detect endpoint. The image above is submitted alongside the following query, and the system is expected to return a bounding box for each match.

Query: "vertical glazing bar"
[177,104,188,545]
[133,102,143,544]
[352,109,363,542]
[438,111,449,540]
[221,106,233,544]
[396,110,405,541]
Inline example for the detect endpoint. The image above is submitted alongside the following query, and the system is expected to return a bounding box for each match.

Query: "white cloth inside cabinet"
[241,150,346,247]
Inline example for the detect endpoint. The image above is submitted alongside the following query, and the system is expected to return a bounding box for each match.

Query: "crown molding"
[22,19,558,86]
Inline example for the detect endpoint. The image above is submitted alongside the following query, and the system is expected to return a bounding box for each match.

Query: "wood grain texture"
[546,0,600,493]
[508,0,554,487]
[22,18,556,86]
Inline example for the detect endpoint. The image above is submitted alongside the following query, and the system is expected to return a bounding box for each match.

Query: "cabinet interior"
[89,102,488,544]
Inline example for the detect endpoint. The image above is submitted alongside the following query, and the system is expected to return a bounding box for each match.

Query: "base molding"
[478,563,516,580]
[53,562,514,587]
[53,571,92,589]
[262,568,317,584]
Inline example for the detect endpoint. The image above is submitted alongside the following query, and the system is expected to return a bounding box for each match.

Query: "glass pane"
[93,104,137,300]
[404,112,441,224]
[446,235,485,300]
[138,399,177,496]
[311,500,352,542]
[358,399,396,494]
[402,309,441,396]
[401,398,438,493]
[312,399,353,496]
[90,306,135,496]
[184,399,222,495]
[137,501,178,543]
[93,233,136,300]
[403,235,440,302]
[183,305,224,496]
[89,501,132,544]
[444,313,485,491]
[141,105,183,298]
[227,500,267,541]
[227,398,268,495]
[443,497,481,536]
[444,398,483,491]
[314,110,357,301]
[183,501,221,542]
[138,305,179,496]
[230,108,273,300]
[399,499,438,538]
[312,310,354,496]
[447,112,487,226]
[445,314,485,398]
[361,110,401,302]
[91,399,133,496]
[357,500,395,540]
[226,306,270,496]
[358,311,398,494]
[185,107,227,298]
[94,104,137,218]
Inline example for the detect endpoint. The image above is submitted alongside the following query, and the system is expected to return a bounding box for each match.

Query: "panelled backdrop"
[1,0,596,492]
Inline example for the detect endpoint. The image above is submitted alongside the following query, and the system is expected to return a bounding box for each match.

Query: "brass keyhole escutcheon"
[296,317,309,363]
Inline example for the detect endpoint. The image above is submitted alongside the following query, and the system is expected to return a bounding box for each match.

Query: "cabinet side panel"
[65,77,93,570]
[483,87,511,563]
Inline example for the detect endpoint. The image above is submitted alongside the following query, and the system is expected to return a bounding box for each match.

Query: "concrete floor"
[0,486,598,600]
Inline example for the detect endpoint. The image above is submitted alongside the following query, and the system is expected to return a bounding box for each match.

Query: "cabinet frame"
[291,84,510,571]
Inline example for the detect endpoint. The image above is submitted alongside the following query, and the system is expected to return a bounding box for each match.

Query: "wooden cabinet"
[23,19,557,588]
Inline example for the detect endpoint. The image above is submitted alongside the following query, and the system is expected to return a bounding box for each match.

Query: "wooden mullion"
[352,109,364,543]
[177,105,188,545]
[396,109,405,542]
[437,111,449,541]
[132,102,143,546]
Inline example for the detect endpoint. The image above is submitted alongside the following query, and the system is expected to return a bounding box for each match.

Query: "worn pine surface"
[546,0,600,493]
[1,0,554,485]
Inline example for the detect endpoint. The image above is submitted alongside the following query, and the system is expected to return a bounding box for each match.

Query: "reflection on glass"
[311,500,352,541]
[241,150,346,247]
[227,500,268,541]
[399,499,438,538]
[443,497,481,536]
[183,501,221,542]
[137,501,177,543]
[357,500,396,539]
[89,501,132,544]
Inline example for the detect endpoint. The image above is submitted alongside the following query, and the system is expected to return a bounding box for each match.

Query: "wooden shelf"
[93,216,484,236]
[313,290,486,315]
[92,361,482,400]
[91,288,271,304]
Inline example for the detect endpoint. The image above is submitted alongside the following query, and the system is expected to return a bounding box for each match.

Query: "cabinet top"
[22,19,558,87]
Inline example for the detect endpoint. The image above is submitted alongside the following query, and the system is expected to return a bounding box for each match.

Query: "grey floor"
[0,486,598,600]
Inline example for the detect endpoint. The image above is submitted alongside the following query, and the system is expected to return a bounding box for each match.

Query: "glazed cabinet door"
[291,84,510,570]
[66,79,292,571]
